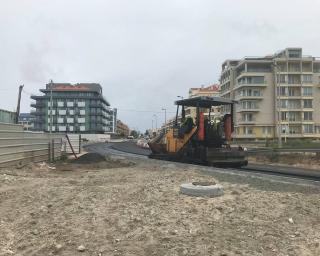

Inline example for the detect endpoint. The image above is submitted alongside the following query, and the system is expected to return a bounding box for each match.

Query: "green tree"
[130,130,139,138]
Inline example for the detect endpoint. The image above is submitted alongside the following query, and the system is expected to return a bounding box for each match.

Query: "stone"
[77,245,86,252]
[32,229,39,235]
[55,244,63,250]
[288,218,294,224]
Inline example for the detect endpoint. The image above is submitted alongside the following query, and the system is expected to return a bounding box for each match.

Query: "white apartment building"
[219,48,320,140]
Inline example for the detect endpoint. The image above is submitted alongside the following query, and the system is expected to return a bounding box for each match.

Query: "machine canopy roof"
[175,96,238,108]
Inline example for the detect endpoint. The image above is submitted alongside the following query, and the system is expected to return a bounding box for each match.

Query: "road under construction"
[84,141,320,184]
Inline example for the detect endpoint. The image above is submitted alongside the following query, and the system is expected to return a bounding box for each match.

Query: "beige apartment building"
[185,84,220,120]
[219,48,320,140]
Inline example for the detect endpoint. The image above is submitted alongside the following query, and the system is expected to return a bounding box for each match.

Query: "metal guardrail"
[0,123,64,167]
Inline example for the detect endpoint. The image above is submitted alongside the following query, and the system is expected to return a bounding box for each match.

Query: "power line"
[116,108,176,114]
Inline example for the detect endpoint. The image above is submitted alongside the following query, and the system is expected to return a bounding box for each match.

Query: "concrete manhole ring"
[180,182,224,197]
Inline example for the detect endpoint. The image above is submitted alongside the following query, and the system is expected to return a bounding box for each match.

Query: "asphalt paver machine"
[148,96,248,167]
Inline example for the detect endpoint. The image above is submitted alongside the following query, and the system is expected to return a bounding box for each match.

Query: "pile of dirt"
[70,153,107,164]
[56,153,134,171]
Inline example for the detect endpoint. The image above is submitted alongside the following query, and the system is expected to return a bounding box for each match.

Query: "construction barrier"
[0,122,64,167]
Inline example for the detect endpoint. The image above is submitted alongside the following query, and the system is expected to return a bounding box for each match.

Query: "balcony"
[279,95,301,99]
[237,107,260,112]
[235,82,267,89]
[237,118,256,124]
[233,134,257,139]
[90,103,102,108]
[31,103,45,108]
[30,110,43,116]
[235,94,263,100]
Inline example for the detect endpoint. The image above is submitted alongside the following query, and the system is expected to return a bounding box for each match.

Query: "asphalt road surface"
[86,141,320,182]
[111,140,151,156]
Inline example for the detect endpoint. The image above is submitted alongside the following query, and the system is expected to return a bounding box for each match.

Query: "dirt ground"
[0,154,319,256]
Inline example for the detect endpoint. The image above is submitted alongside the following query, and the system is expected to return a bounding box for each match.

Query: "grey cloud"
[1,0,320,131]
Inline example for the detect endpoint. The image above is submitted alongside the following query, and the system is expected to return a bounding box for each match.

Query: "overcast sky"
[1,0,320,131]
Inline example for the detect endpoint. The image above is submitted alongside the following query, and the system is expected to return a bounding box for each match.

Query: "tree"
[130,130,139,138]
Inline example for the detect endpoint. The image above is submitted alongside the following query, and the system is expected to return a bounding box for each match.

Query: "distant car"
[127,136,134,139]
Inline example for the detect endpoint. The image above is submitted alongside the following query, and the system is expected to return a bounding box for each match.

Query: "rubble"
[0,156,319,255]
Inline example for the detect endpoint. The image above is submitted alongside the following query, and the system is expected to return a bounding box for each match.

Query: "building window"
[78,101,85,107]
[288,88,296,96]
[69,109,74,115]
[58,118,64,123]
[304,112,313,121]
[58,126,66,132]
[288,100,300,109]
[277,74,287,83]
[78,118,85,123]
[243,126,253,135]
[303,99,313,108]
[80,126,86,131]
[48,110,56,115]
[67,118,74,123]
[263,127,272,135]
[47,126,56,132]
[279,87,286,96]
[288,50,301,58]
[288,63,300,72]
[281,112,287,121]
[302,87,313,96]
[288,74,301,84]
[241,101,258,109]
[67,102,74,107]
[242,113,254,121]
[69,126,74,132]
[58,101,64,107]
[58,110,66,115]
[302,75,313,83]
[303,124,313,133]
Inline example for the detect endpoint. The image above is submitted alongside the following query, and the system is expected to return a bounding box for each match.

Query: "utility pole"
[162,108,167,130]
[50,79,53,133]
[16,85,24,124]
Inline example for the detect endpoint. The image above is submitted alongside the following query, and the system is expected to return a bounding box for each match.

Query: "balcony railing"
[235,94,263,100]
[238,118,256,124]
[237,107,260,112]
[235,82,267,89]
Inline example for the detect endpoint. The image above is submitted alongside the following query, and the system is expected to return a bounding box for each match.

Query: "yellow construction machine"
[148,96,248,167]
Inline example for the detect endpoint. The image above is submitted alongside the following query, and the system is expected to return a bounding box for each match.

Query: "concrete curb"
[180,183,224,197]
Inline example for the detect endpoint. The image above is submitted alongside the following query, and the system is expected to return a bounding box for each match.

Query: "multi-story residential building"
[31,83,117,134]
[116,119,130,137]
[219,48,320,140]
[18,113,35,130]
[186,84,220,120]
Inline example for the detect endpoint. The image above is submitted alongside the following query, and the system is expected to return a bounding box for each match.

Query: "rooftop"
[41,83,103,94]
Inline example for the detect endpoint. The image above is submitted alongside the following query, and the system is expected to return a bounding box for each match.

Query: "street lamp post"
[153,114,158,130]
[161,108,167,128]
